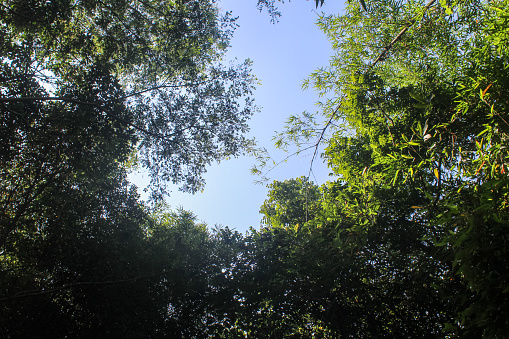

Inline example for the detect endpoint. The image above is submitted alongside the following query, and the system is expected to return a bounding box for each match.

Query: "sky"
[130,0,344,232]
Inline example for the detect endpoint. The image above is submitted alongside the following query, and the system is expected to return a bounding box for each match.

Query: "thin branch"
[307,99,343,179]
[371,0,437,68]
[0,96,102,105]
[0,81,208,142]
[262,144,317,178]
[0,274,157,302]
[0,81,203,105]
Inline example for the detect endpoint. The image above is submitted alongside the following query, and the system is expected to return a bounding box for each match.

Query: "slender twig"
[0,81,203,105]
[0,96,102,105]
[307,99,343,179]
[263,144,317,178]
[371,0,437,68]
[0,81,208,141]
[0,274,157,302]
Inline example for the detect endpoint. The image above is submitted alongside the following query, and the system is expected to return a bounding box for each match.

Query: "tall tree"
[259,0,509,336]
[0,0,256,336]
[242,179,459,337]
[260,176,321,228]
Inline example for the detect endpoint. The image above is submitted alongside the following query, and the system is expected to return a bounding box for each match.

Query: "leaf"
[474,160,486,175]
[481,83,492,97]
[477,127,490,137]
[439,0,453,14]
[392,169,400,185]
[434,168,439,179]
[409,92,425,103]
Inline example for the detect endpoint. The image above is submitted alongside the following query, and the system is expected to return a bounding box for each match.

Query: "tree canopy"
[0,0,257,197]
[1,0,256,336]
[258,0,509,336]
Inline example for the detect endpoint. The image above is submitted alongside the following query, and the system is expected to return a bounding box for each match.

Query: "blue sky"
[130,1,344,232]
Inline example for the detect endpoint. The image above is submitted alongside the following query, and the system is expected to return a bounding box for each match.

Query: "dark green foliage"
[247,181,460,337]
[0,0,256,336]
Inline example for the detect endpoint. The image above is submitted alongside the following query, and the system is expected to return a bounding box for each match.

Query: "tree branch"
[371,0,437,68]
[0,96,102,105]
[307,98,344,179]
[0,81,208,142]
[0,81,204,105]
[0,274,158,302]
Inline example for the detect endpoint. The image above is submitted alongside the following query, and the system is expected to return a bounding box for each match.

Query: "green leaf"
[409,92,425,103]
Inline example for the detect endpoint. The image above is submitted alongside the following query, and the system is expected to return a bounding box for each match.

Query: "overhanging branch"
[0,81,208,141]
[0,273,158,302]
[371,0,437,68]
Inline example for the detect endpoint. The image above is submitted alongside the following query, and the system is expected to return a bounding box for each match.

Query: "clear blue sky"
[130,1,344,232]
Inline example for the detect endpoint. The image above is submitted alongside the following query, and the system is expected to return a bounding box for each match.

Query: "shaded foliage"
[0,0,256,336]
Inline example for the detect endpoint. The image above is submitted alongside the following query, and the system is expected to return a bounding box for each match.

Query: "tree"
[260,176,321,228]
[0,0,256,336]
[0,0,256,198]
[260,0,509,336]
[244,179,459,337]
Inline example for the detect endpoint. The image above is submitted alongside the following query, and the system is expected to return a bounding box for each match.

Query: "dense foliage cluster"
[0,0,256,336]
[1,0,508,337]
[259,0,509,336]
